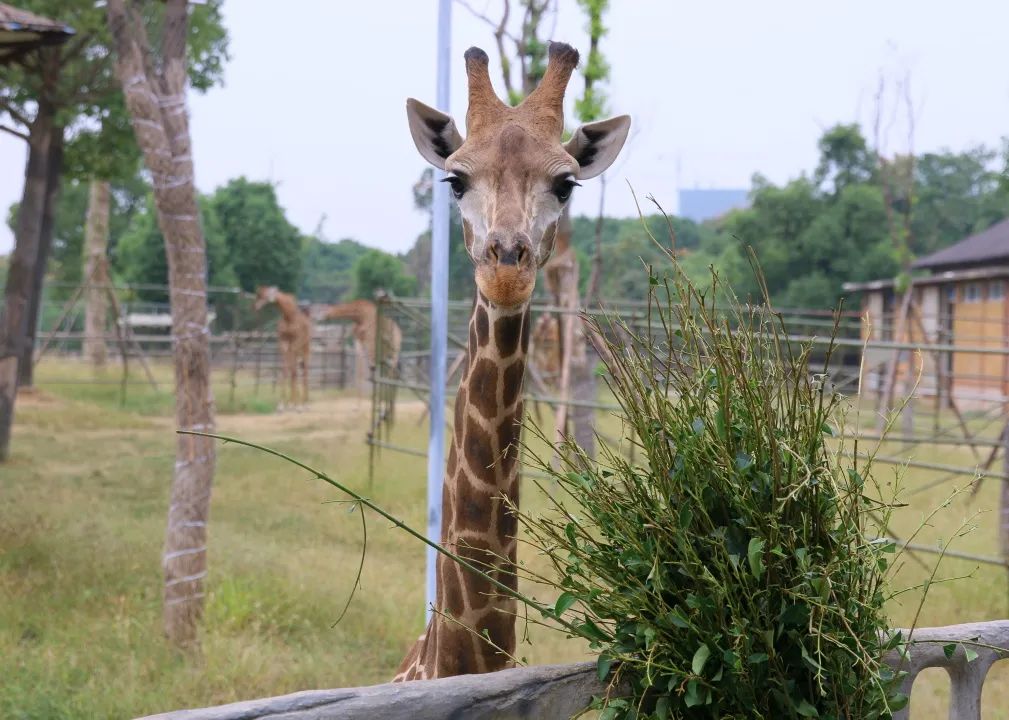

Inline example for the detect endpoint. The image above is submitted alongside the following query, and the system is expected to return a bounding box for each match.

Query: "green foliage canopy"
[209,178,302,293]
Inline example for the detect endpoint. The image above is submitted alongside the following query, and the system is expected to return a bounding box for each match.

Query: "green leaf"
[820,422,834,436]
[943,643,956,659]
[747,537,765,580]
[747,652,769,664]
[797,699,820,717]
[655,696,670,720]
[554,592,577,617]
[684,679,703,707]
[599,707,620,720]
[577,619,609,643]
[735,452,753,471]
[887,693,909,711]
[667,610,690,629]
[692,644,711,675]
[597,653,614,681]
[565,523,578,546]
[678,505,693,530]
[965,647,979,662]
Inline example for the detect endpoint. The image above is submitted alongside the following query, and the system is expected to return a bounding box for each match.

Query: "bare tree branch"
[59,31,93,64]
[0,98,31,128]
[0,124,29,142]
[456,0,517,99]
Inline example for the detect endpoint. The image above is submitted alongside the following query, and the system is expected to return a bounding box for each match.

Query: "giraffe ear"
[407,98,464,170]
[564,115,631,180]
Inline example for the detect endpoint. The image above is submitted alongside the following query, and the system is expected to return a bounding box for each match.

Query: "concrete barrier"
[139,621,1009,720]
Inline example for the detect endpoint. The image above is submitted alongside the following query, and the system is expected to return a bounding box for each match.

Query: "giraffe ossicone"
[395,41,630,681]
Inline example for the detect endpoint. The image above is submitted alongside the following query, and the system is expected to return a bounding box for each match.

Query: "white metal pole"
[426,0,452,623]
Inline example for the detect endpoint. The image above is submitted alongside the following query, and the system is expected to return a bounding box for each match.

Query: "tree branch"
[456,0,517,99]
[162,0,189,69]
[68,53,114,106]
[0,124,29,142]
[60,31,93,64]
[0,98,31,128]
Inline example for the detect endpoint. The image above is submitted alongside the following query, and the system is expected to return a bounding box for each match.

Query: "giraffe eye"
[441,174,468,200]
[552,175,580,203]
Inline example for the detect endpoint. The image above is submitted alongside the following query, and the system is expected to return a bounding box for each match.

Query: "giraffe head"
[253,285,278,311]
[407,42,630,308]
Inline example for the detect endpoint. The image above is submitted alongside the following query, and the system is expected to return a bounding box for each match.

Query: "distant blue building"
[678,189,749,223]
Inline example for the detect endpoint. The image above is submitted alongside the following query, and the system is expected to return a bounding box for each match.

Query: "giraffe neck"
[325,300,373,325]
[273,291,300,321]
[397,291,530,680]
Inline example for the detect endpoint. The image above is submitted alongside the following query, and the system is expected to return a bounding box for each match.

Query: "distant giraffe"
[394,42,630,681]
[254,286,311,409]
[323,299,402,383]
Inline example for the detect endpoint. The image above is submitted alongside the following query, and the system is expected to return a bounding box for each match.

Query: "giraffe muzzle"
[476,233,536,307]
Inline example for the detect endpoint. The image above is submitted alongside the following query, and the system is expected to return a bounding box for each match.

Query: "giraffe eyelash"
[551,175,580,203]
[441,174,469,200]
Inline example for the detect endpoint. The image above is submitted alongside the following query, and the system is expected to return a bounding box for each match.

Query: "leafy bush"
[520,259,910,719]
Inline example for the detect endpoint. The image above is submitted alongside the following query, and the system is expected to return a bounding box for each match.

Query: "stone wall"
[139,621,1009,720]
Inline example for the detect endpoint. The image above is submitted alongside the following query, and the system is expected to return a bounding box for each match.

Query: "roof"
[0,3,74,64]
[842,264,1009,292]
[912,217,1009,272]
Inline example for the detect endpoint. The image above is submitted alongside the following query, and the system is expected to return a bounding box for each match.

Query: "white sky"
[2,0,1008,256]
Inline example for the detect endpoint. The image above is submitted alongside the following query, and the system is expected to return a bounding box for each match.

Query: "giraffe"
[323,299,403,381]
[394,41,630,681]
[253,286,311,409]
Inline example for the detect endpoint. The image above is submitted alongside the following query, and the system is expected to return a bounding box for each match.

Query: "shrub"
[519,259,910,719]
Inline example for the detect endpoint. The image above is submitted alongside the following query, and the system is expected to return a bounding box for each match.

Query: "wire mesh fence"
[367,294,1009,571]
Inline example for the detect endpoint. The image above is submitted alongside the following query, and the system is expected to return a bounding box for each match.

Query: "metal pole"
[426,0,452,624]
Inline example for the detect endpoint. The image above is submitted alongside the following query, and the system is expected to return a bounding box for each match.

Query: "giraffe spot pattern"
[442,562,466,616]
[502,359,524,409]
[520,306,531,352]
[475,305,490,347]
[453,483,495,533]
[468,358,499,420]
[493,492,518,542]
[464,415,497,485]
[494,312,523,358]
[454,388,467,446]
[454,535,499,610]
[476,610,517,659]
[496,417,521,478]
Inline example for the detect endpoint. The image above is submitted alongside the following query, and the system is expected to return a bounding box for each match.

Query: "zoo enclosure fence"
[27,281,369,400]
[368,295,1009,573]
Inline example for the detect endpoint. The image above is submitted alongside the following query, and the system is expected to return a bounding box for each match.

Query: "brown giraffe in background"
[395,42,630,681]
[254,286,311,409]
[323,299,402,379]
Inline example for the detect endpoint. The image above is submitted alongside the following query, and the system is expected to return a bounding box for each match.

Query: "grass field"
[1,359,1007,718]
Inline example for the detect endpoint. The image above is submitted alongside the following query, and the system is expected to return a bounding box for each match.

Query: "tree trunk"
[19,127,64,387]
[0,99,56,460]
[83,180,112,368]
[550,209,596,460]
[108,0,216,647]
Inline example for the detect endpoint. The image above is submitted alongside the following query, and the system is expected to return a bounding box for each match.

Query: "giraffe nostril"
[516,246,526,264]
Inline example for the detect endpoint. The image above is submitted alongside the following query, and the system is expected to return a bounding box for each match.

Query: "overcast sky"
[2,0,1008,256]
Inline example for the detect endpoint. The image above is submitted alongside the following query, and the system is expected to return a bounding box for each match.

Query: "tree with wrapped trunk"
[105,0,224,647]
[82,180,111,367]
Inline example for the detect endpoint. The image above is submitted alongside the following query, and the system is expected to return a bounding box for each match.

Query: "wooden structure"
[0,4,73,64]
[844,217,1009,404]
